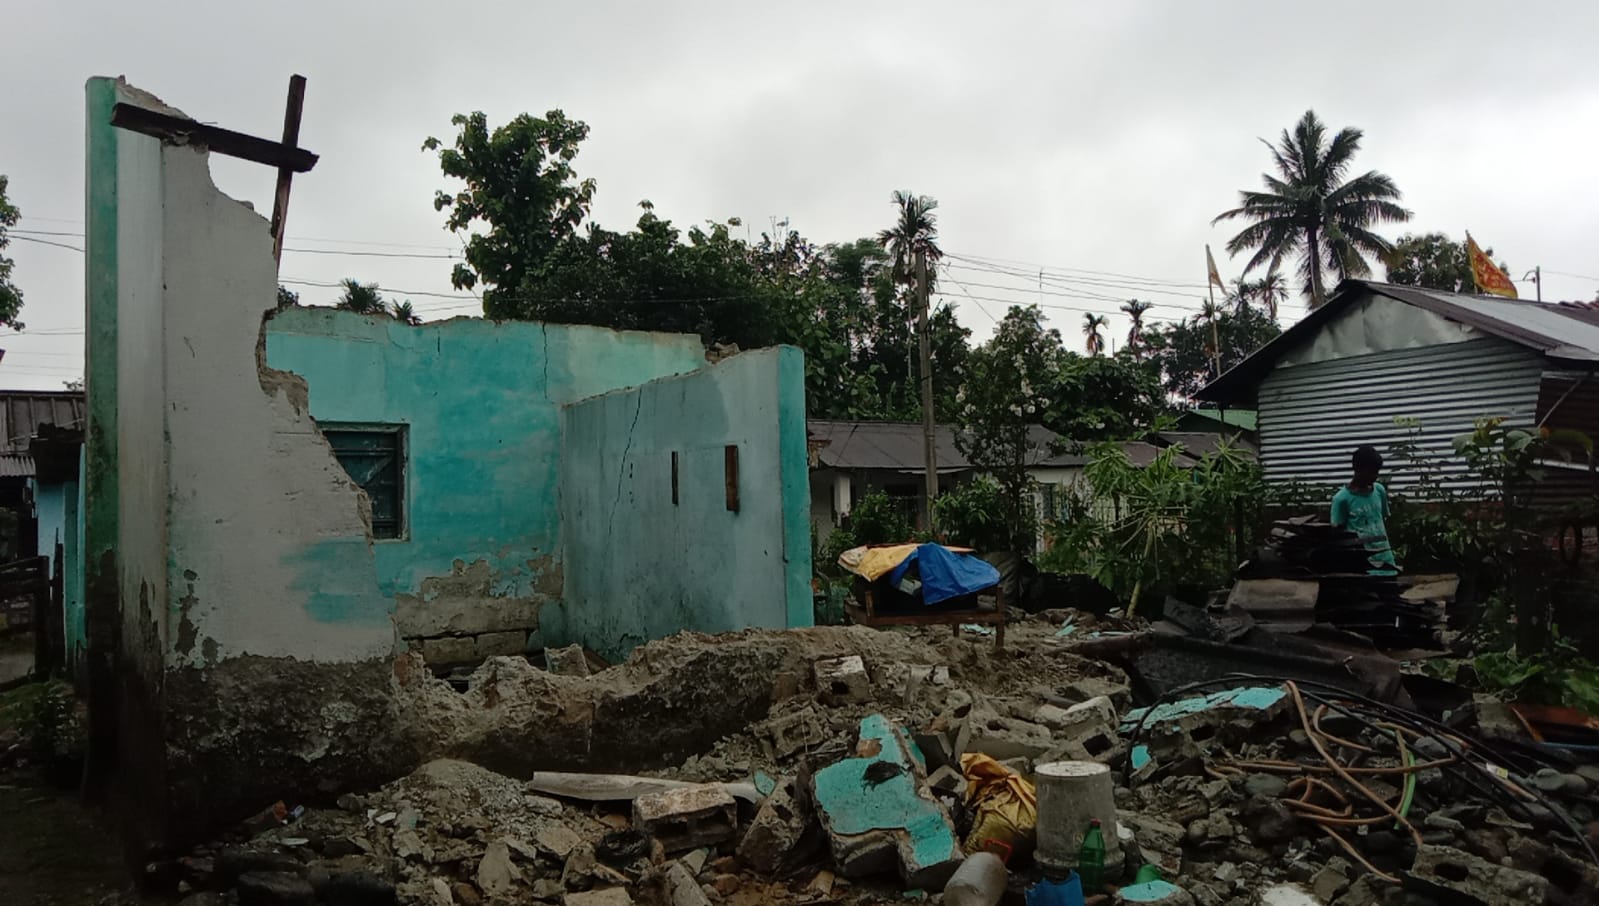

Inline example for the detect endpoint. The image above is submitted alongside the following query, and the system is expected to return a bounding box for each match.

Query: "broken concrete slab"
[810,714,961,889]
[526,772,760,807]
[633,786,738,854]
[815,655,870,705]
[736,775,820,874]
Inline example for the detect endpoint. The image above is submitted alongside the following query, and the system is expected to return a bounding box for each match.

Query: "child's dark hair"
[1352,445,1382,470]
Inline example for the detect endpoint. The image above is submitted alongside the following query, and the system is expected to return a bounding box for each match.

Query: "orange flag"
[1206,245,1226,291]
[1466,233,1517,299]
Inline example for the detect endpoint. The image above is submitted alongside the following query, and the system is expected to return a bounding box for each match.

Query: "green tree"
[0,175,25,328]
[1082,312,1107,356]
[276,285,300,308]
[424,110,596,315]
[1227,273,1288,320]
[391,300,422,325]
[336,279,388,315]
[1214,110,1412,308]
[1050,353,1167,441]
[877,191,943,295]
[1384,232,1506,294]
[1121,299,1152,358]
[954,305,1066,551]
[1146,306,1282,402]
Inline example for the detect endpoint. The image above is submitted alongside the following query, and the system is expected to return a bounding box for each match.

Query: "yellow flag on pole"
[1205,245,1226,291]
[1466,233,1517,299]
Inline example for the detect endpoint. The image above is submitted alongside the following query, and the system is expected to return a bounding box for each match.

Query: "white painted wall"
[114,87,394,668]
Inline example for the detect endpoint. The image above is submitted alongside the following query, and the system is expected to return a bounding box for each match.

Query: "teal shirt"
[1331,482,1397,575]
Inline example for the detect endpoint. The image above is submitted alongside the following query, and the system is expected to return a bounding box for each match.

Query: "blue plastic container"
[1025,871,1085,906]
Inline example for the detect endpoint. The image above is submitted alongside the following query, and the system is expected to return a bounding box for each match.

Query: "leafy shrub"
[933,476,1009,551]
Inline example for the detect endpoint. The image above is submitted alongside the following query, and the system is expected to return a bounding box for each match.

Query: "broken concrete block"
[736,775,819,874]
[666,861,711,906]
[1060,676,1133,711]
[546,644,592,677]
[810,714,962,890]
[927,765,967,798]
[914,710,971,771]
[421,636,476,666]
[563,890,633,906]
[1406,843,1550,904]
[535,824,583,860]
[970,717,1055,761]
[477,841,521,897]
[633,786,738,854]
[757,707,824,760]
[814,655,870,705]
[476,630,528,658]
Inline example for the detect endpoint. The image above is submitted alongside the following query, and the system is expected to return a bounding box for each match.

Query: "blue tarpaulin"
[887,543,1002,606]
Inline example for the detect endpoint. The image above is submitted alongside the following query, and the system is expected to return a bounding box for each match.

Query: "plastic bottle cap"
[1089,819,1101,827]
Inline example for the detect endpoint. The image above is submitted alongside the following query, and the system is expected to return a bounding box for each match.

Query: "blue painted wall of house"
[556,347,813,659]
[263,309,706,642]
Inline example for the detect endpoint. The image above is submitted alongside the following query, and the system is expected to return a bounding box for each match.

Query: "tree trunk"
[1306,228,1326,307]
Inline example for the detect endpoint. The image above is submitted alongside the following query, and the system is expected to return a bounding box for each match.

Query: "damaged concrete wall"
[262,309,705,661]
[557,347,813,660]
[84,76,421,857]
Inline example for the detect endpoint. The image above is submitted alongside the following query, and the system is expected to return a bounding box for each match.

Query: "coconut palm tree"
[391,300,422,325]
[1213,110,1411,308]
[1120,299,1152,357]
[336,278,388,315]
[1083,313,1108,357]
[876,191,943,295]
[1240,271,1289,321]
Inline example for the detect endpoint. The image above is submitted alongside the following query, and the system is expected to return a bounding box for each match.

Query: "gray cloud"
[2,0,1595,385]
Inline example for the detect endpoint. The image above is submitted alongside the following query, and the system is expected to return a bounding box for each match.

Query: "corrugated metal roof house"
[0,391,85,480]
[1197,280,1599,493]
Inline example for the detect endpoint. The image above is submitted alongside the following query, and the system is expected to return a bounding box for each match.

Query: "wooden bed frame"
[844,581,1006,650]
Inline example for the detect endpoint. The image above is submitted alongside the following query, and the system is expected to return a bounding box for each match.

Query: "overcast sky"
[3,1,1598,390]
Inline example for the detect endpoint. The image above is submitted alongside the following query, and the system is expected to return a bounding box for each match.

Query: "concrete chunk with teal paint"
[1121,686,1287,733]
[810,714,961,890]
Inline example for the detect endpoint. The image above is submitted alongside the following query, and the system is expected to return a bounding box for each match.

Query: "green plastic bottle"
[1078,818,1106,892]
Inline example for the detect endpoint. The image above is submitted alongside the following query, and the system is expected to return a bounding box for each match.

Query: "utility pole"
[1205,289,1221,378]
[917,249,938,530]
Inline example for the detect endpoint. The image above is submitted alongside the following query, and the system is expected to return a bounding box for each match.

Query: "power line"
[11,235,84,253]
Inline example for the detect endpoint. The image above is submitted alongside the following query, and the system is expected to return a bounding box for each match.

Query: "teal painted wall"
[32,480,68,574]
[65,450,85,678]
[557,347,813,660]
[264,308,706,629]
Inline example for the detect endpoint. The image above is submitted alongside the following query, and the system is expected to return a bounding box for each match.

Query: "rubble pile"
[1235,518,1444,650]
[153,618,1599,906]
[1120,679,1599,905]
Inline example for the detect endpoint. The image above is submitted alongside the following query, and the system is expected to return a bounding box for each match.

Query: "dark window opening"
[671,451,680,505]
[324,425,406,539]
[724,445,740,513]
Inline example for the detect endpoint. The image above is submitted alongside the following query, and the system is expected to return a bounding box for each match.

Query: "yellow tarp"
[960,752,1038,860]
[837,544,920,581]
[837,543,977,582]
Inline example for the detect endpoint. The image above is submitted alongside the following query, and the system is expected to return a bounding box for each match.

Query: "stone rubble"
[146,615,1599,906]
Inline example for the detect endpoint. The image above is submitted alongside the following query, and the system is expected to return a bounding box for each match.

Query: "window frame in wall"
[320,423,408,541]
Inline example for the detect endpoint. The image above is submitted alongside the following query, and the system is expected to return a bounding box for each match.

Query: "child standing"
[1330,445,1398,576]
